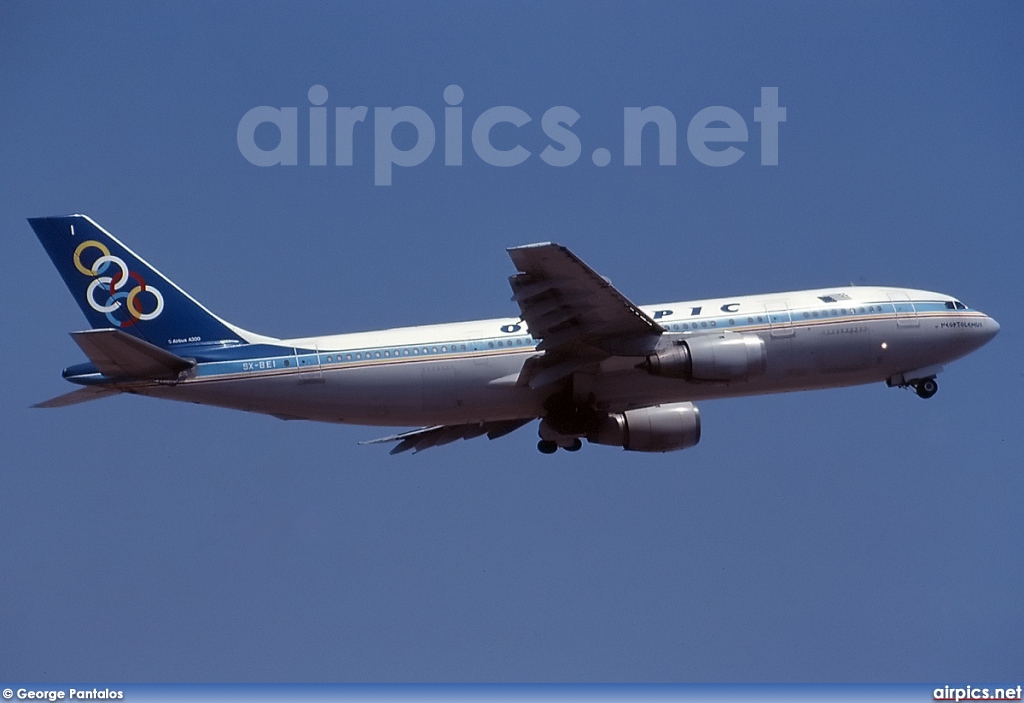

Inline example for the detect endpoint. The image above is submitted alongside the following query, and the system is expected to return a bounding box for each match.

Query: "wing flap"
[69,328,194,380]
[525,358,593,389]
[535,325,586,352]
[511,278,563,302]
[361,418,533,454]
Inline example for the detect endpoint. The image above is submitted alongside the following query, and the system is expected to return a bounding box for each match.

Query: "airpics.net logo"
[237,85,786,186]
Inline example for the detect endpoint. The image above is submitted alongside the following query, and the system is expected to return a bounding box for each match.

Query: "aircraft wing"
[507,243,663,388]
[360,418,532,454]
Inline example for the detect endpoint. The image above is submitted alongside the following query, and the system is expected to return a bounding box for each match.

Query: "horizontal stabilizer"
[33,386,121,408]
[70,328,195,380]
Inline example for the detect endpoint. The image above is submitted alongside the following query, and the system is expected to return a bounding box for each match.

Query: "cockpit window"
[945,301,956,310]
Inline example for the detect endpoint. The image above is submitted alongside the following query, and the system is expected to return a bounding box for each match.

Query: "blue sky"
[1,1,1021,682]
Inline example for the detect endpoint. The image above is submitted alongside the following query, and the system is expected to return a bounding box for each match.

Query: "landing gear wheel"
[537,440,559,454]
[564,438,583,452]
[915,378,938,399]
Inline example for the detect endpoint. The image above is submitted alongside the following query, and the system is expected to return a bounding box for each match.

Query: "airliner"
[29,215,999,454]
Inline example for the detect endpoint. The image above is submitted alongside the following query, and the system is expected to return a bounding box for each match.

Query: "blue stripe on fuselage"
[62,301,981,385]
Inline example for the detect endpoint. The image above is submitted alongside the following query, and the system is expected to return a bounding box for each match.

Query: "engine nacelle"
[588,402,701,453]
[645,333,766,382]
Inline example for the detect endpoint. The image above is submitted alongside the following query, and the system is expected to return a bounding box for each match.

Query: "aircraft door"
[296,345,325,383]
[764,301,795,337]
[888,292,920,328]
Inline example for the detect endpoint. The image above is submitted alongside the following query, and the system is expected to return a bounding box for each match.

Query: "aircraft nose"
[985,315,1000,341]
[948,312,1000,357]
[970,313,1001,349]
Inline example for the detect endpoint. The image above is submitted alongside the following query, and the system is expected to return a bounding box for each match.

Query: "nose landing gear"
[887,370,941,399]
[914,377,938,399]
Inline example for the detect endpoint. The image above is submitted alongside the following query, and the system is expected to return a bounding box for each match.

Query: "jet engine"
[644,333,766,382]
[588,402,701,453]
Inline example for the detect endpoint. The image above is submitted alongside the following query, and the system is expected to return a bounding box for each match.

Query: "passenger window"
[442,345,448,352]
[488,342,494,348]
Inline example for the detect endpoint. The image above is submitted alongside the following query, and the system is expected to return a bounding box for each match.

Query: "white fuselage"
[122,285,999,428]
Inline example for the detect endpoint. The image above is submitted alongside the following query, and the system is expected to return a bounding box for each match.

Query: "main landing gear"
[537,438,583,454]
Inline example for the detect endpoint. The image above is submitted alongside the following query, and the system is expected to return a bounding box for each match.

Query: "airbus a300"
[29,215,999,454]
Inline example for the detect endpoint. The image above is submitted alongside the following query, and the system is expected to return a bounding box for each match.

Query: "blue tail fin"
[28,214,249,349]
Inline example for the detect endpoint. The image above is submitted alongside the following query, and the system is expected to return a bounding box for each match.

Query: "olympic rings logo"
[73,240,164,328]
